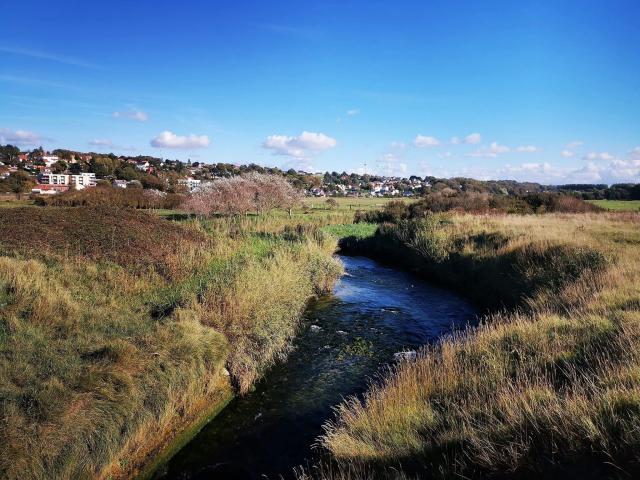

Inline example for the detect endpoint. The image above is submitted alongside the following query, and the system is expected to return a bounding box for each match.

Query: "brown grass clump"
[319,212,640,478]
[0,206,206,276]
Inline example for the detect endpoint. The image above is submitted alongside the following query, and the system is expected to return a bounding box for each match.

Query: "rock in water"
[394,350,417,362]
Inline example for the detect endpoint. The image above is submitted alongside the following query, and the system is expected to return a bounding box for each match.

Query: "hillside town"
[1,144,640,201]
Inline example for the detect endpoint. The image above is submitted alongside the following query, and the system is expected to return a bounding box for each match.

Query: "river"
[155,255,476,479]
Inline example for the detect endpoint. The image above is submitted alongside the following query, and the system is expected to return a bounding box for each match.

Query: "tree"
[2,171,34,198]
[90,156,117,177]
[181,173,301,218]
[28,146,44,162]
[69,162,84,175]
[52,160,68,173]
[0,144,20,165]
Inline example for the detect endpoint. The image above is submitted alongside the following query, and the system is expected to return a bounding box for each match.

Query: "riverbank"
[0,207,342,479]
[318,213,640,478]
[157,255,475,479]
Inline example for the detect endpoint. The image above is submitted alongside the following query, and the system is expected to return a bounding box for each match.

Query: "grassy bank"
[317,213,640,478]
[0,206,342,479]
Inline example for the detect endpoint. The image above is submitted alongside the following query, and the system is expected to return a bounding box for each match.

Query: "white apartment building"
[38,172,97,190]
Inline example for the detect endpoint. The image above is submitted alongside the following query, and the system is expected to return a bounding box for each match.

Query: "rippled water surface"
[157,255,476,479]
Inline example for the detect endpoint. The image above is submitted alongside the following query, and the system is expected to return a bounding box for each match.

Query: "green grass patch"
[322,223,377,239]
[587,199,640,211]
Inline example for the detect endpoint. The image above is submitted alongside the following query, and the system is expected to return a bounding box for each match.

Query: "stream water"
[156,255,476,480]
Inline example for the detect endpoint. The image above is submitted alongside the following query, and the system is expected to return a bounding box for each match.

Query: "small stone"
[221,368,231,376]
[336,330,347,335]
[393,350,417,362]
[310,325,322,332]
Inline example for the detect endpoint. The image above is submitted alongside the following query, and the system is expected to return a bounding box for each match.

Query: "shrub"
[38,185,185,209]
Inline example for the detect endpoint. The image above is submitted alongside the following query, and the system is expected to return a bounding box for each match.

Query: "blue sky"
[1,0,639,184]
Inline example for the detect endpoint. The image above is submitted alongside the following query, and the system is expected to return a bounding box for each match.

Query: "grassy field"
[303,196,417,211]
[588,199,640,211]
[315,212,640,479]
[0,206,343,479]
[0,198,34,208]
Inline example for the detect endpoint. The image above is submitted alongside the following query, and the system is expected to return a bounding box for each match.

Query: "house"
[113,179,128,189]
[177,177,201,192]
[40,155,59,167]
[31,184,70,195]
[135,160,151,172]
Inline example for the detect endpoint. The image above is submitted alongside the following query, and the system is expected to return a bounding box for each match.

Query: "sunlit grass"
[588,199,640,211]
[319,212,640,478]
[0,206,343,479]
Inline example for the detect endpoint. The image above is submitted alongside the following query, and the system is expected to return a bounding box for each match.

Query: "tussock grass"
[0,207,342,479]
[320,212,640,478]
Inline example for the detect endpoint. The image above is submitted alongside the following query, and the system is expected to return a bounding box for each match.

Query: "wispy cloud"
[583,151,615,161]
[451,133,482,145]
[88,139,114,148]
[0,74,78,90]
[516,145,541,153]
[151,131,210,149]
[0,128,49,145]
[465,141,509,158]
[413,135,440,147]
[0,46,101,69]
[88,139,138,152]
[565,140,583,149]
[113,109,149,122]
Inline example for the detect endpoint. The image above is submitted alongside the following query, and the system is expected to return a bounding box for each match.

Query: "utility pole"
[363,162,367,176]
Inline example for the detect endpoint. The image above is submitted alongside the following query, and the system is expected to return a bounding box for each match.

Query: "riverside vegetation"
[0,202,343,479]
[309,206,640,479]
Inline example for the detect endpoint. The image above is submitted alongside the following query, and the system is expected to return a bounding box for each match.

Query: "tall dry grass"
[319,212,640,478]
[0,207,342,479]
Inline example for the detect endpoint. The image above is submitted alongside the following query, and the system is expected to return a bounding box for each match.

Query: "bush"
[38,185,185,209]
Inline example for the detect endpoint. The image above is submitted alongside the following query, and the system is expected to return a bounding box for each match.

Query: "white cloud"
[465,141,509,158]
[465,151,497,158]
[113,109,149,122]
[413,135,440,147]
[151,131,210,149]
[561,149,575,158]
[438,151,453,158]
[565,140,583,149]
[263,131,336,159]
[346,109,360,116]
[628,147,640,160]
[88,139,114,147]
[0,128,45,145]
[584,151,615,161]
[450,133,481,145]
[516,145,541,153]
[489,142,510,154]
[464,133,482,144]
